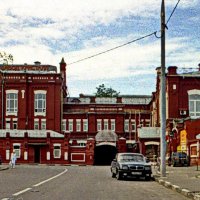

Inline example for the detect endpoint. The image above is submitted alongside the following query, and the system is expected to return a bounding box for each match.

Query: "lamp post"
[160,0,166,177]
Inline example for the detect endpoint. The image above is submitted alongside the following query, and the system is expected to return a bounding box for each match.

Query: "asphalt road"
[0,165,189,200]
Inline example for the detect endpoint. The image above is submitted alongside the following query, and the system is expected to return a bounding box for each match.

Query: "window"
[78,141,86,147]
[34,90,47,116]
[104,119,108,130]
[145,120,150,127]
[53,144,61,158]
[83,119,88,132]
[6,90,18,115]
[62,120,66,131]
[131,120,136,132]
[6,118,10,129]
[13,119,18,130]
[34,119,39,130]
[111,119,115,131]
[41,119,46,130]
[76,119,81,132]
[68,119,73,132]
[97,119,102,131]
[124,120,129,132]
[188,90,200,118]
[13,143,21,158]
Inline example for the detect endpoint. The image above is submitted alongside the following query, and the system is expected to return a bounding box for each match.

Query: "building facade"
[0,59,200,165]
[151,66,200,164]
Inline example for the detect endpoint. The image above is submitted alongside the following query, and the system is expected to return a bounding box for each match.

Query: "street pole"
[1,72,4,129]
[160,0,166,177]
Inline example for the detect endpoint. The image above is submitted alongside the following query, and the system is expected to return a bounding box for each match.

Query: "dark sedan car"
[171,152,189,167]
[111,153,152,180]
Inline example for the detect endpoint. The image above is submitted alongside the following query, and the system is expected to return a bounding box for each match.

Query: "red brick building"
[151,66,200,164]
[1,59,200,165]
[0,59,152,165]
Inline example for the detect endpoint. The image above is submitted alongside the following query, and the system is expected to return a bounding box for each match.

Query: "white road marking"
[13,187,32,196]
[1,168,68,200]
[33,168,68,187]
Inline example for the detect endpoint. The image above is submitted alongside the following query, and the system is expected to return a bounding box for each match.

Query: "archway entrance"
[94,130,118,165]
[94,144,117,165]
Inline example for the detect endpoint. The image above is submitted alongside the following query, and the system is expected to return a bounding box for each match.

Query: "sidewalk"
[152,165,200,200]
[0,164,9,171]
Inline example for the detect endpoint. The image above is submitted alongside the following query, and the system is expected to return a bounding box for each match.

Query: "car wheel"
[116,170,122,180]
[145,175,151,181]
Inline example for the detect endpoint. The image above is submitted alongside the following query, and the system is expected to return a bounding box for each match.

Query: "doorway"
[34,146,41,163]
[94,145,117,165]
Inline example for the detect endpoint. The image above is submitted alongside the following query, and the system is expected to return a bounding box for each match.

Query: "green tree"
[95,84,120,97]
[0,52,13,64]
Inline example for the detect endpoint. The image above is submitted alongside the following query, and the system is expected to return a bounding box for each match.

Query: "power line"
[68,32,156,65]
[68,0,181,66]
[166,0,181,25]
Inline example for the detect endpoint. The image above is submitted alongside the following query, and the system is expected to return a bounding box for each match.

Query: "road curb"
[153,175,200,200]
[0,166,9,171]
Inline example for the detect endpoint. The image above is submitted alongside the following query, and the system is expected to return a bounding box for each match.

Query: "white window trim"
[76,119,81,132]
[104,119,108,130]
[124,119,129,132]
[13,143,21,158]
[41,119,46,130]
[34,119,39,130]
[131,119,136,132]
[83,119,88,132]
[97,119,102,131]
[13,118,18,130]
[6,118,11,129]
[188,90,200,95]
[68,119,73,132]
[53,144,61,158]
[188,89,200,118]
[34,90,47,95]
[34,90,47,117]
[62,119,66,131]
[111,119,115,131]
[6,90,18,116]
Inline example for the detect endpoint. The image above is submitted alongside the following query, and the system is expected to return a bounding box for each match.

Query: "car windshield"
[118,154,144,162]
[172,152,187,158]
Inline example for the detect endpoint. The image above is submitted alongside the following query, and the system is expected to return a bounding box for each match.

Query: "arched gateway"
[94,130,118,165]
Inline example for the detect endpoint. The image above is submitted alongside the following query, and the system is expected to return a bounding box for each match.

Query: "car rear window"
[119,154,144,162]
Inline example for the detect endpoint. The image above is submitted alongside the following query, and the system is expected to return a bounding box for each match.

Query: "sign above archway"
[95,130,118,142]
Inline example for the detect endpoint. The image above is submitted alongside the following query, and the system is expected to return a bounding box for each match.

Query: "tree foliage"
[95,84,120,97]
[0,52,13,64]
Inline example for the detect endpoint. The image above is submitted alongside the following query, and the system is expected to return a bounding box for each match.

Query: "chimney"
[156,67,161,75]
[60,58,67,97]
[167,66,177,75]
[34,61,41,65]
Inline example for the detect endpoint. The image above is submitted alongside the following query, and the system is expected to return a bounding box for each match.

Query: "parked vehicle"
[0,155,2,165]
[171,152,189,167]
[110,153,152,180]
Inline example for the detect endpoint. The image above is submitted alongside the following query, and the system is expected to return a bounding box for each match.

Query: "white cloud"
[0,0,199,97]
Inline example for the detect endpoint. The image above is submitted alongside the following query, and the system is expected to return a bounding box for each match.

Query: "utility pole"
[160,0,166,177]
[1,72,4,129]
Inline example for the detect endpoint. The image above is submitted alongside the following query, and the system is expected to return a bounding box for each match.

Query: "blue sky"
[0,0,199,97]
